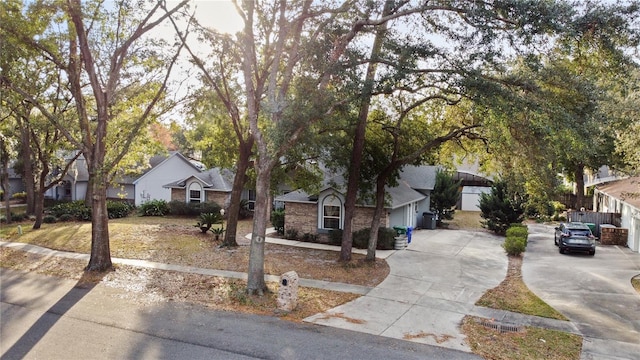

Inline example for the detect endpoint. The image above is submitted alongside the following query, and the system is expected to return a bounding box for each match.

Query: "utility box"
[277,271,299,312]
[423,212,436,230]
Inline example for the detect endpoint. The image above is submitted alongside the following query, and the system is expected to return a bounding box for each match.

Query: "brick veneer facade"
[171,189,186,201]
[170,189,228,208]
[284,201,389,241]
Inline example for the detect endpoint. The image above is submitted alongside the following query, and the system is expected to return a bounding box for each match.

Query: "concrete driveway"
[523,223,640,360]
[305,229,507,353]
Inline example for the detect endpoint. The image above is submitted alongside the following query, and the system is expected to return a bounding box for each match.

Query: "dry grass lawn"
[0,216,387,321]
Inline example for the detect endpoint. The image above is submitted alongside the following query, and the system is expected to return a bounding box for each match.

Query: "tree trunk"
[32,169,46,229]
[366,177,388,261]
[0,157,10,224]
[574,163,585,210]
[18,122,36,215]
[246,161,270,295]
[222,140,252,247]
[340,0,393,262]
[85,175,112,272]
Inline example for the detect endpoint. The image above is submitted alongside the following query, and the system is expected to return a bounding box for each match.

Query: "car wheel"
[589,250,595,256]
[559,247,565,254]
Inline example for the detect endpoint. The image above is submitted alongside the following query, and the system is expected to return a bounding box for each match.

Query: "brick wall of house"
[284,202,389,241]
[285,202,318,235]
[171,189,186,201]
[206,191,228,207]
[353,207,388,232]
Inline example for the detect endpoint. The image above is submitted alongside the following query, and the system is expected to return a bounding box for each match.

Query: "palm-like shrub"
[195,212,223,233]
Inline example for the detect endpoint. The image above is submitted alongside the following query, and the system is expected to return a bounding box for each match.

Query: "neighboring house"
[46,151,204,206]
[164,167,234,207]
[593,177,640,253]
[5,166,26,198]
[454,161,494,211]
[275,165,438,240]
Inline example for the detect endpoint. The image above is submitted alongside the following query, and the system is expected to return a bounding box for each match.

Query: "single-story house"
[275,165,438,240]
[593,177,640,253]
[164,167,234,207]
[45,151,204,206]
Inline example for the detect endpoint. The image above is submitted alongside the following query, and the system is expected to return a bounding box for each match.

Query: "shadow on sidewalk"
[1,270,108,360]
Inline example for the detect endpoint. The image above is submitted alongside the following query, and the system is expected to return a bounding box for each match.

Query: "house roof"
[275,165,433,209]
[164,167,233,192]
[132,152,203,185]
[399,165,439,191]
[596,177,640,209]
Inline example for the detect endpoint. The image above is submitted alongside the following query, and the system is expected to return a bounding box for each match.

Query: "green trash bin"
[393,226,408,236]
[585,223,596,235]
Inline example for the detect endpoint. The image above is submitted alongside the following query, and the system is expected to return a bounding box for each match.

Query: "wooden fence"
[567,211,621,237]
[556,194,593,211]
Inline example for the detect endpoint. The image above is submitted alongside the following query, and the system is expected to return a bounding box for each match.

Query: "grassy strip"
[632,275,640,294]
[461,255,581,359]
[475,256,567,320]
[462,316,582,360]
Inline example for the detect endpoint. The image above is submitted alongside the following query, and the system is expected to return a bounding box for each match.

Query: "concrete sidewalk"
[1,229,582,353]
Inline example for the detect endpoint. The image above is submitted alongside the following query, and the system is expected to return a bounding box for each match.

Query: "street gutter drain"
[479,320,522,333]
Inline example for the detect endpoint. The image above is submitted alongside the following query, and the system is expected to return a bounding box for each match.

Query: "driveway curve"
[523,223,640,360]
[305,229,507,354]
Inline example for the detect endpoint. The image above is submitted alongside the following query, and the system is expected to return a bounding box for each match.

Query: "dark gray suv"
[554,222,596,256]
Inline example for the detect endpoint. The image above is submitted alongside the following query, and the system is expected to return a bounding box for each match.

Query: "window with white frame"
[188,183,203,203]
[322,195,342,229]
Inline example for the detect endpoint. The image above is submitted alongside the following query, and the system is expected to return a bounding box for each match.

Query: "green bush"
[328,229,342,245]
[351,227,396,250]
[271,209,285,235]
[43,215,57,223]
[505,226,528,238]
[167,200,220,216]
[139,199,169,216]
[377,227,397,250]
[301,232,318,242]
[479,180,526,235]
[284,228,299,240]
[167,200,191,215]
[49,201,91,221]
[58,213,74,222]
[12,191,27,200]
[506,225,528,246]
[503,236,526,256]
[107,200,133,219]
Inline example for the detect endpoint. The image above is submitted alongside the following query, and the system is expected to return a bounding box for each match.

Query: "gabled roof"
[132,152,203,185]
[596,177,640,209]
[164,167,233,192]
[275,165,433,209]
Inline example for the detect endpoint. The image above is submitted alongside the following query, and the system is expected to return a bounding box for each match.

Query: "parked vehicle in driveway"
[554,222,596,255]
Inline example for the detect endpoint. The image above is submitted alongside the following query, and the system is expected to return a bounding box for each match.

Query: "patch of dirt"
[402,331,454,343]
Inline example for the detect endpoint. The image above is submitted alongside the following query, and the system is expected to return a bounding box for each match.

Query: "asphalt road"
[522,224,640,360]
[0,269,479,360]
